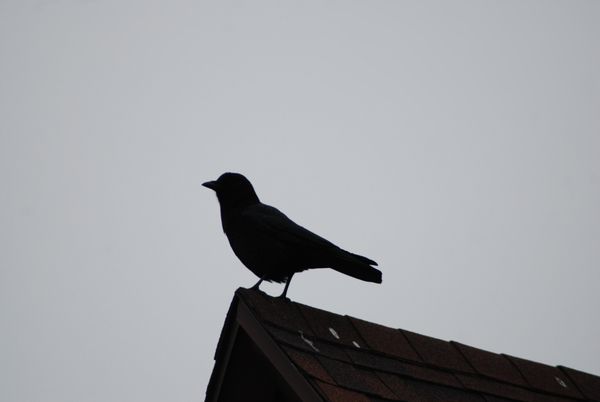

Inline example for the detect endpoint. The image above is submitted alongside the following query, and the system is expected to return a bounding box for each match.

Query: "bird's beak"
[202,180,218,191]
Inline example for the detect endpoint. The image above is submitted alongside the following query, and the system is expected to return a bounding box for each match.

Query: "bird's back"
[223,202,380,283]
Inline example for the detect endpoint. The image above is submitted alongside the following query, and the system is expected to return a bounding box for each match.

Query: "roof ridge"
[557,366,589,400]
[449,340,478,373]
[227,288,599,402]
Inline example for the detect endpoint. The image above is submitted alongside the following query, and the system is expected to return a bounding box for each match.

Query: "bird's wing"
[241,203,377,266]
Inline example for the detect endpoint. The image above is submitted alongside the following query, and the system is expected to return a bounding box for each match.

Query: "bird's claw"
[249,278,264,292]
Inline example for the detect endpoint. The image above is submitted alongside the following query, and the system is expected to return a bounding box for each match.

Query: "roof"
[205,289,600,402]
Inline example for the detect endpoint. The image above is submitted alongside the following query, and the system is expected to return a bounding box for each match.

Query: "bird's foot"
[277,274,293,301]
[249,278,264,291]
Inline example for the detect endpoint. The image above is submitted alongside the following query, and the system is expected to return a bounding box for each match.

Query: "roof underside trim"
[237,299,324,402]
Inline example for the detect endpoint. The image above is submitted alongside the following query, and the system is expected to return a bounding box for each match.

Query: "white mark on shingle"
[555,377,568,388]
[299,331,319,352]
[328,327,340,339]
[352,341,361,348]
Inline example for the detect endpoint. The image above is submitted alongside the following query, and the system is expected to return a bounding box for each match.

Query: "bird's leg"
[278,274,294,300]
[250,277,264,291]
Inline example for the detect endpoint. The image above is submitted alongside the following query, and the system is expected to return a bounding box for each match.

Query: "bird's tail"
[330,251,382,283]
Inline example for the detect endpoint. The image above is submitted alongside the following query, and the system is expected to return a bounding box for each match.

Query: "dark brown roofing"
[205,289,600,402]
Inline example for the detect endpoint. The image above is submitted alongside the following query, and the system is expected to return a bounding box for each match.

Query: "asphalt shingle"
[560,366,600,401]
[402,330,474,373]
[453,342,528,386]
[220,289,597,402]
[349,317,421,361]
[313,380,372,402]
[505,355,583,399]
[297,304,365,349]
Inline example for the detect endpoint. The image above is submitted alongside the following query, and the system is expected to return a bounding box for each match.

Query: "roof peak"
[206,289,600,402]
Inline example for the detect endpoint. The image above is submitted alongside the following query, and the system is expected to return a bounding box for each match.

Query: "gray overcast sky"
[1,1,599,401]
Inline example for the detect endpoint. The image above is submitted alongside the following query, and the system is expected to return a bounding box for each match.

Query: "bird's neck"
[218,201,256,234]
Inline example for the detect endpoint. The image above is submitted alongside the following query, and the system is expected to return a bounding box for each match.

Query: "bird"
[202,172,382,298]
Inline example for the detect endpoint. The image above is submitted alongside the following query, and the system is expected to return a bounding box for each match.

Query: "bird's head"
[202,172,260,208]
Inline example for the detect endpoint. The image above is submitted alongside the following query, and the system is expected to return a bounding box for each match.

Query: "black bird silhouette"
[203,173,382,298]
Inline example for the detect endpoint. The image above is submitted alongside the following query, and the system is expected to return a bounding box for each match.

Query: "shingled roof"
[205,289,600,402]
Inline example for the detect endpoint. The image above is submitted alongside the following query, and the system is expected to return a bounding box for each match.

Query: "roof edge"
[236,291,324,402]
[205,289,324,402]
